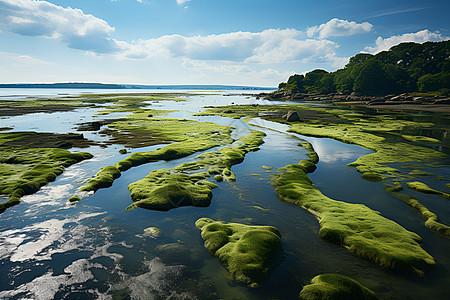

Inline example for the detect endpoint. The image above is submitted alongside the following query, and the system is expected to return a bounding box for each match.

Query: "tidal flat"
[0,90,449,299]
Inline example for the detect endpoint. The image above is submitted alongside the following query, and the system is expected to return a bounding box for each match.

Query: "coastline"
[257,90,450,114]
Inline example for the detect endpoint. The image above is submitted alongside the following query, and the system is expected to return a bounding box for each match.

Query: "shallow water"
[0,90,449,299]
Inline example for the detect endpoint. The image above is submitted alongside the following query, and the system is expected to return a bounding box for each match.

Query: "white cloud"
[119,29,341,65]
[307,18,373,39]
[0,0,121,53]
[0,51,56,65]
[177,0,190,5]
[365,29,449,54]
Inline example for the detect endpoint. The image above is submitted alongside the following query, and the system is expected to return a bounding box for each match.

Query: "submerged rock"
[143,227,162,239]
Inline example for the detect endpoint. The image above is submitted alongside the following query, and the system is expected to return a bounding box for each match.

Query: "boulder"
[282,111,300,122]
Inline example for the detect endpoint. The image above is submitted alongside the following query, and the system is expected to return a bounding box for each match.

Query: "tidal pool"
[0,90,449,299]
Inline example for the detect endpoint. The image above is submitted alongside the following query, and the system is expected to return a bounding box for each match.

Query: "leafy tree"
[277,40,450,95]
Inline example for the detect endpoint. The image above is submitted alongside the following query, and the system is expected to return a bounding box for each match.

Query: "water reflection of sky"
[309,138,373,163]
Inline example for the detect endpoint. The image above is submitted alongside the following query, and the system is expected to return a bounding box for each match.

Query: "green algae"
[201,103,448,239]
[127,169,217,211]
[406,181,450,199]
[402,135,440,143]
[409,170,434,176]
[299,274,377,300]
[384,183,450,238]
[195,217,282,285]
[214,175,224,182]
[126,130,265,211]
[273,142,436,275]
[0,137,93,213]
[143,227,162,238]
[79,118,232,193]
[200,103,446,182]
[81,166,121,192]
[68,196,81,202]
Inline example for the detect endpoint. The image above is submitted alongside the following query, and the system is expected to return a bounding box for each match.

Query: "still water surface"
[0,90,449,299]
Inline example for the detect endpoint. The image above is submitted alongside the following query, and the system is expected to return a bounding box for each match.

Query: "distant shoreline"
[0,83,276,90]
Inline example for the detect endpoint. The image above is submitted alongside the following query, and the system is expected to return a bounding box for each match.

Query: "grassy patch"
[0,136,93,213]
[126,130,265,211]
[272,142,435,275]
[406,181,450,199]
[79,118,232,193]
[201,103,448,236]
[127,170,216,211]
[299,274,377,300]
[384,183,450,238]
[195,217,282,285]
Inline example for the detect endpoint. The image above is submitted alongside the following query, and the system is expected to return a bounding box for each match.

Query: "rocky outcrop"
[282,111,300,122]
[258,90,450,107]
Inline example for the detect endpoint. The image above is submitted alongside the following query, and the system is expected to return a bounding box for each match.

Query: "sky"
[0,0,449,87]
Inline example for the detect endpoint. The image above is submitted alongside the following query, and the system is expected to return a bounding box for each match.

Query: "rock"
[433,98,450,104]
[282,111,300,122]
[143,226,161,239]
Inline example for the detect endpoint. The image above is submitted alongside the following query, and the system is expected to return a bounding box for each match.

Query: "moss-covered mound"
[200,104,448,236]
[273,143,435,275]
[81,166,122,192]
[126,130,266,211]
[79,118,232,193]
[384,183,450,237]
[299,274,377,300]
[0,141,93,213]
[175,130,266,182]
[199,103,446,181]
[195,217,282,284]
[127,170,217,211]
[406,181,450,199]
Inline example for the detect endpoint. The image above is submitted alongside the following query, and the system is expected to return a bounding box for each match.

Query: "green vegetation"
[384,183,450,237]
[200,103,446,182]
[68,196,81,202]
[0,132,93,213]
[0,92,187,117]
[126,130,265,211]
[406,181,450,199]
[273,141,436,275]
[80,166,121,192]
[79,117,232,193]
[195,217,282,284]
[279,40,450,95]
[127,170,217,211]
[402,135,440,143]
[409,170,434,176]
[299,274,377,300]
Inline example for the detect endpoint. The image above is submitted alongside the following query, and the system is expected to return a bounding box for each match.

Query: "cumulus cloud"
[0,0,121,53]
[365,29,449,53]
[307,18,373,39]
[177,0,190,5]
[120,29,341,65]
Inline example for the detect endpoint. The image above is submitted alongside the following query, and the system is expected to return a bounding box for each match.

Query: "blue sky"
[0,0,448,87]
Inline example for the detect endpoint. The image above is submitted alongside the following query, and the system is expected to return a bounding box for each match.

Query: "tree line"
[278,40,450,96]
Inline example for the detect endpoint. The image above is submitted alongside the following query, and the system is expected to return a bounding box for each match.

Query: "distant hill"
[0,83,127,89]
[278,40,450,96]
[0,83,275,90]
